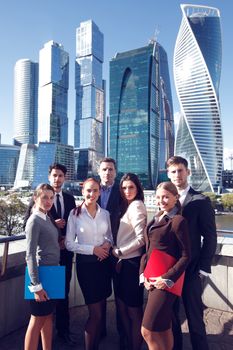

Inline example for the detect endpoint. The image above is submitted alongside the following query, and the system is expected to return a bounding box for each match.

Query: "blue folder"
[24,266,65,299]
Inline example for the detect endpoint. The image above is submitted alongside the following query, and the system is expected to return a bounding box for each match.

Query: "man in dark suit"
[97,157,125,349]
[167,156,217,350]
[24,163,76,346]
[97,157,121,244]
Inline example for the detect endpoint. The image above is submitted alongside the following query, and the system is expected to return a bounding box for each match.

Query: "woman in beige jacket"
[112,173,147,350]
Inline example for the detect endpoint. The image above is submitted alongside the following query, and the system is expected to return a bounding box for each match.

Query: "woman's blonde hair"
[33,183,54,199]
[156,181,181,213]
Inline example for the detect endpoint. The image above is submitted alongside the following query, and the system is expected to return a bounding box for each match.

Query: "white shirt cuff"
[199,270,209,277]
[28,283,43,292]
[139,273,145,284]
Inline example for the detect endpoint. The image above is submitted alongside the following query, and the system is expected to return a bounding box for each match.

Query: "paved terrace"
[0,301,232,350]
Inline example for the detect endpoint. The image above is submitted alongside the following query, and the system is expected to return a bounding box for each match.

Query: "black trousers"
[172,273,209,350]
[56,249,73,334]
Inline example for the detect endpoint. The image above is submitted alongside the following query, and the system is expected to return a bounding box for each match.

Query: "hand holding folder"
[24,266,66,299]
[143,249,185,296]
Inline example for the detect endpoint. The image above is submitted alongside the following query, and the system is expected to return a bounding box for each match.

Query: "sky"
[0,0,232,168]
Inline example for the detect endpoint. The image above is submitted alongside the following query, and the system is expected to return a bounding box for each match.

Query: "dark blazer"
[23,191,76,236]
[182,187,217,276]
[98,182,122,244]
[140,214,190,283]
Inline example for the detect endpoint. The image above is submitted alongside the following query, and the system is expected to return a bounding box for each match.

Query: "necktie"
[56,194,62,218]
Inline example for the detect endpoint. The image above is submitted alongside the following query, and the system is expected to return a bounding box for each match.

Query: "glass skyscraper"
[109,42,167,189]
[74,20,105,180]
[14,144,37,188]
[38,41,69,144]
[13,59,38,145]
[32,142,75,188]
[174,4,223,192]
[158,44,174,182]
[0,144,20,188]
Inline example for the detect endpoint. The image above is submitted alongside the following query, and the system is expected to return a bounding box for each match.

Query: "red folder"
[143,249,185,296]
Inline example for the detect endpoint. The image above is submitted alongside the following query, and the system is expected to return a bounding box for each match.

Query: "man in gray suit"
[167,156,217,350]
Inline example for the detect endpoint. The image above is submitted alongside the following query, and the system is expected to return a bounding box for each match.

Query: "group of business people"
[24,156,217,350]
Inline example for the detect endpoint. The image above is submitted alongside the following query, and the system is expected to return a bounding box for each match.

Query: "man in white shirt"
[167,156,217,350]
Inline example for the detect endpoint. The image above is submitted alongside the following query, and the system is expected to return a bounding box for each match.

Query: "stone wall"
[0,237,232,337]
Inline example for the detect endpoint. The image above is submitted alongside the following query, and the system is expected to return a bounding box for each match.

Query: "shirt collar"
[155,206,179,223]
[101,183,114,191]
[82,203,101,215]
[33,208,47,221]
[178,185,190,197]
[55,190,63,197]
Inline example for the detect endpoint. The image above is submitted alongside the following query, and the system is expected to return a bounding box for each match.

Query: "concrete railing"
[0,232,232,338]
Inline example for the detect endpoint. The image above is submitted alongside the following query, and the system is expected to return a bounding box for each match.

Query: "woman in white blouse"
[112,173,147,350]
[65,178,112,350]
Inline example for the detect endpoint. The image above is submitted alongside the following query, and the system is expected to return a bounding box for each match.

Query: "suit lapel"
[106,184,117,211]
[182,191,193,208]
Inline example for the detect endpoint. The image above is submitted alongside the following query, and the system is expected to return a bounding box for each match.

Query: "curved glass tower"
[13,59,38,145]
[174,4,223,192]
[109,42,160,189]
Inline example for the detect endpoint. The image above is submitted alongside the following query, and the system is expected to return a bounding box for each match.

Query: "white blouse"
[116,200,147,259]
[65,203,113,255]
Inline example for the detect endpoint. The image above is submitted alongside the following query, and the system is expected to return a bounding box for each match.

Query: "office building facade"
[13,59,38,145]
[157,44,174,182]
[14,144,37,188]
[109,42,161,189]
[74,20,105,179]
[38,41,69,144]
[174,4,223,192]
[32,142,75,188]
[0,145,20,188]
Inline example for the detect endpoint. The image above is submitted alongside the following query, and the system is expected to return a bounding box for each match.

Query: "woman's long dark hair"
[119,173,144,216]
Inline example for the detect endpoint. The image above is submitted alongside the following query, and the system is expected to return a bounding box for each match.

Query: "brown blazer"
[140,214,190,283]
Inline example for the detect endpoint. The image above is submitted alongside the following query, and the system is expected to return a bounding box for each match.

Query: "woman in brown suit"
[140,182,190,350]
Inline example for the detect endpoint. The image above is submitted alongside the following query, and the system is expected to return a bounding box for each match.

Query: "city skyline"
[0,0,232,167]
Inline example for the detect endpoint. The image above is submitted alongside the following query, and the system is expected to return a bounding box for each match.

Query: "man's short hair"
[166,156,188,169]
[99,157,116,170]
[49,163,67,175]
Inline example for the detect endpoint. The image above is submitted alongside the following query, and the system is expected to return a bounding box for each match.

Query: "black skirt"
[30,299,56,316]
[76,255,112,305]
[114,256,144,307]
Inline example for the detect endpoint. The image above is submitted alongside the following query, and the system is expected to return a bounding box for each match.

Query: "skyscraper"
[38,41,69,144]
[13,59,38,145]
[14,144,37,188]
[158,44,174,182]
[32,142,75,188]
[74,20,105,179]
[174,4,223,192]
[110,42,172,189]
[0,144,20,188]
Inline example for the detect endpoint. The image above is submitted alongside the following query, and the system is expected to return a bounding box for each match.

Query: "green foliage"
[203,192,217,208]
[221,193,233,211]
[0,194,27,236]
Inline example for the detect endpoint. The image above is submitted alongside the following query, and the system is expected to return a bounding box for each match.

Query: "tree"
[221,193,233,211]
[203,192,218,209]
[0,194,27,236]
